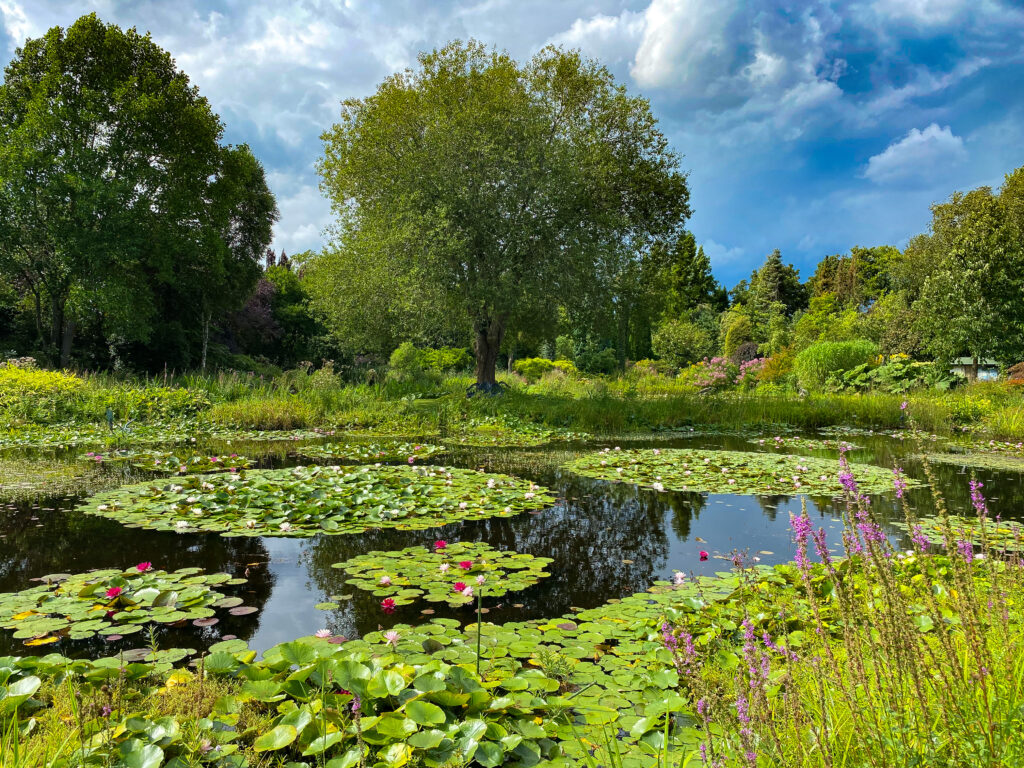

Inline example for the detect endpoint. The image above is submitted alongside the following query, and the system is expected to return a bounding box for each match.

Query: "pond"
[2,429,1021,658]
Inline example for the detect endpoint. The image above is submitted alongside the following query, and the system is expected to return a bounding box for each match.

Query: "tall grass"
[662,448,1024,766]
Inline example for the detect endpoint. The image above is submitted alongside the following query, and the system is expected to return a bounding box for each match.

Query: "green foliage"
[0,363,84,422]
[317,40,689,385]
[514,357,556,382]
[651,319,713,368]
[831,357,953,393]
[564,446,915,495]
[333,541,554,606]
[554,335,575,362]
[575,345,619,375]
[419,346,473,373]
[80,464,554,537]
[792,339,879,390]
[0,14,276,367]
[722,314,752,358]
[79,449,254,474]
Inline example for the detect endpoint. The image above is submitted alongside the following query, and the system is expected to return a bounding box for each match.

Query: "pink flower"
[380,575,391,585]
[462,586,474,598]
[105,587,123,599]
[476,575,485,585]
[699,551,709,561]
[434,540,448,550]
[458,561,473,570]
[315,629,332,638]
[384,630,400,646]
[381,598,396,614]
[136,562,152,573]
[408,456,416,464]
[453,581,467,592]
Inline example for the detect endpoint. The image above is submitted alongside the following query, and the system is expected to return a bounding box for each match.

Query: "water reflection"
[2,431,1024,655]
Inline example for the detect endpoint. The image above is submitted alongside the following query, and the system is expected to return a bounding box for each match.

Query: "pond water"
[2,430,1021,658]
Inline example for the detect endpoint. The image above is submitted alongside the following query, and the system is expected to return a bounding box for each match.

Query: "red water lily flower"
[380,598,396,614]
[106,587,123,599]
[699,551,709,561]
[136,562,152,572]
[434,540,448,550]
[458,561,473,570]
[453,582,468,593]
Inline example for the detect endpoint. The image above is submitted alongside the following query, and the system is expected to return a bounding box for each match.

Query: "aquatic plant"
[333,542,553,607]
[79,464,555,536]
[0,566,246,643]
[79,449,254,473]
[564,446,919,495]
[295,439,444,463]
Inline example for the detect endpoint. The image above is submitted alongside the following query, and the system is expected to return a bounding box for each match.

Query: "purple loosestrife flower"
[811,527,833,570]
[790,513,813,573]
[969,480,989,519]
[893,467,908,499]
[957,538,975,564]
[911,524,929,553]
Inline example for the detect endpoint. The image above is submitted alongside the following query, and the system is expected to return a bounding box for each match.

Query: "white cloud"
[266,172,332,256]
[701,238,744,267]
[0,0,38,45]
[631,0,734,93]
[863,123,967,184]
[546,10,645,66]
[866,0,971,26]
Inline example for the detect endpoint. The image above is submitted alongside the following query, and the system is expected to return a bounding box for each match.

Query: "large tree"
[0,14,276,367]
[317,41,689,389]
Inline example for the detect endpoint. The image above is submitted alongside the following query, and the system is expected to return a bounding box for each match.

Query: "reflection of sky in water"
[3,431,1024,655]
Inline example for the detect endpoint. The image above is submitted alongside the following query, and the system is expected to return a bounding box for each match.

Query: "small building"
[949,357,1000,381]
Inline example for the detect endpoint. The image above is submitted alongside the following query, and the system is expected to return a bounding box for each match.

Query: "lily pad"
[563,447,919,496]
[79,465,555,537]
[79,450,254,474]
[296,441,445,464]
[333,542,554,607]
[0,566,245,644]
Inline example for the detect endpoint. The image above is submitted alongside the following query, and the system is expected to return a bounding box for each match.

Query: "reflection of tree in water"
[666,491,706,540]
[0,495,273,657]
[304,472,676,638]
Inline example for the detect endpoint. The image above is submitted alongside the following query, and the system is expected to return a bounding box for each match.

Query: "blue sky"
[2,1,1022,286]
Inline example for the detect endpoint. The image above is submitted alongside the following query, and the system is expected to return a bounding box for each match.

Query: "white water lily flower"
[279,522,292,531]
[175,521,188,529]
[524,492,535,500]
[245,520,256,529]
[97,504,108,511]
[458,502,468,510]
[652,482,664,492]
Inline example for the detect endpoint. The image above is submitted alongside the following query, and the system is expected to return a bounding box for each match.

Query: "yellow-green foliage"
[515,357,573,382]
[0,363,85,422]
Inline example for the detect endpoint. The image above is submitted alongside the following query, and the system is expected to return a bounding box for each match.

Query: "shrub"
[652,319,713,368]
[731,341,760,365]
[758,348,795,385]
[792,339,878,390]
[681,356,738,391]
[387,342,425,382]
[420,346,473,373]
[87,385,211,422]
[551,359,578,376]
[723,314,752,358]
[631,358,676,376]
[576,345,618,375]
[0,362,85,423]
[514,357,555,382]
[735,357,767,389]
[1007,361,1024,382]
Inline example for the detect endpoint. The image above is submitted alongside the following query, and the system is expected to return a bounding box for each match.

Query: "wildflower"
[458,561,473,570]
[351,695,361,714]
[101,705,112,717]
[105,587,123,599]
[380,575,392,586]
[893,467,908,499]
[911,524,929,552]
[383,630,400,646]
[315,629,331,638]
[900,400,908,411]
[136,562,152,573]
[434,540,448,550]
[969,480,988,518]
[957,538,975,564]
[699,551,709,561]
[453,582,467,592]
[380,598,397,614]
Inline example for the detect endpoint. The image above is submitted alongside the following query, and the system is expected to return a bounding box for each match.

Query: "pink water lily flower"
[699,551,709,561]
[458,561,473,570]
[453,581,467,592]
[315,629,332,638]
[105,586,123,599]
[380,575,392,586]
[434,540,448,550]
[136,562,153,573]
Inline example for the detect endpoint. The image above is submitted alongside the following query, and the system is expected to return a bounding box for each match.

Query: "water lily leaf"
[406,700,445,726]
[253,724,298,752]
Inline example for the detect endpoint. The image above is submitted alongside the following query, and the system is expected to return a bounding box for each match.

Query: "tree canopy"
[315,40,690,388]
[0,14,277,367]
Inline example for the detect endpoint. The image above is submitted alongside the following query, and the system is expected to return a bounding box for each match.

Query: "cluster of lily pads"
[0,422,200,450]
[80,449,254,473]
[333,541,554,607]
[79,465,555,537]
[295,440,444,464]
[895,514,1024,553]
[920,451,1024,472]
[563,447,917,496]
[749,435,859,452]
[0,565,247,644]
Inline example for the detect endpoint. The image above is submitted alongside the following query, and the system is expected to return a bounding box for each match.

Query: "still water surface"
[2,432,1020,657]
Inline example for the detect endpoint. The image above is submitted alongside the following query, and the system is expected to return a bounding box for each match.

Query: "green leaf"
[119,739,164,768]
[253,724,298,752]
[475,741,504,768]
[406,700,445,726]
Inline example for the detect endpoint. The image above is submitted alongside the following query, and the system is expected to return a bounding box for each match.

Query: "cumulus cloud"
[546,10,645,67]
[863,123,967,184]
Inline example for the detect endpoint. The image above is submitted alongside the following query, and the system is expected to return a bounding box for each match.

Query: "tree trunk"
[50,294,74,367]
[472,314,506,391]
[60,320,75,368]
[201,312,211,371]
[968,356,979,382]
